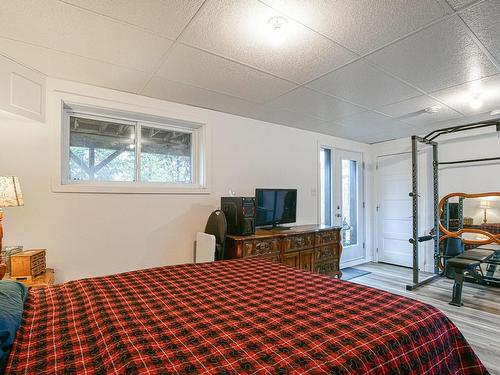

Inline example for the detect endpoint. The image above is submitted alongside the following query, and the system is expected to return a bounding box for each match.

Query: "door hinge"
[362,161,366,170]
[376,247,379,253]
[362,202,365,209]
[363,242,365,249]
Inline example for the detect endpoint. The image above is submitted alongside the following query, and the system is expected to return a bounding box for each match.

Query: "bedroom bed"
[5,258,487,374]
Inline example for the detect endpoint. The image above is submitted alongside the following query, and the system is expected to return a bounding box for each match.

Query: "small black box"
[221,197,256,235]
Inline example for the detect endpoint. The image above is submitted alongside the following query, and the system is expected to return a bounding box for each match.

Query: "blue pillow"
[0,281,28,372]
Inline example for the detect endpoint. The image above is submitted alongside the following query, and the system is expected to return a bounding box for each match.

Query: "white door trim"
[317,143,367,265]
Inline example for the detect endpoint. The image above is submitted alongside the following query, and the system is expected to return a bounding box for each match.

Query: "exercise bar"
[439,156,500,165]
[424,119,500,142]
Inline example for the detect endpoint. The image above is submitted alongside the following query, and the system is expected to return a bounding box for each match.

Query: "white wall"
[371,129,500,270]
[0,79,372,282]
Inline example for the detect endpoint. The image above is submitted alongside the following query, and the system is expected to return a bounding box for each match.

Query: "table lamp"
[0,176,24,279]
[479,200,491,224]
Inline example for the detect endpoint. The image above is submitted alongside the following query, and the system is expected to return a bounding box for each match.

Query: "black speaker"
[221,197,256,235]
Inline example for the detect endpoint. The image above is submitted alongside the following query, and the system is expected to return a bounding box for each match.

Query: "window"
[319,147,364,260]
[61,105,206,192]
[320,148,332,226]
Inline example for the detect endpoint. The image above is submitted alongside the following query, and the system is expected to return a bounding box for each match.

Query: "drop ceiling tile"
[0,38,150,93]
[316,123,362,141]
[431,74,500,115]
[179,0,357,83]
[460,0,500,64]
[254,105,330,132]
[334,110,406,129]
[307,59,421,109]
[367,16,499,92]
[156,44,296,103]
[446,0,479,10]
[0,0,173,72]
[328,111,434,143]
[142,76,328,132]
[376,95,463,126]
[60,0,205,39]
[262,0,449,54]
[143,75,261,113]
[320,121,411,143]
[267,87,365,121]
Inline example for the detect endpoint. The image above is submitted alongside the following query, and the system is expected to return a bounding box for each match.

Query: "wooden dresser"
[225,225,343,278]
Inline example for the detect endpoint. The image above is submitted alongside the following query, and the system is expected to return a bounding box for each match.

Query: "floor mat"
[341,267,371,281]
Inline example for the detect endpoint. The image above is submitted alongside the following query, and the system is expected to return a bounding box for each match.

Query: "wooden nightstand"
[4,268,55,288]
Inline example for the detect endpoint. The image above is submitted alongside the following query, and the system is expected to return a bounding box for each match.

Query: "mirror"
[439,192,500,246]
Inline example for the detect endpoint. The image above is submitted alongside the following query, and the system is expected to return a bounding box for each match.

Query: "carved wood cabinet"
[225,225,343,278]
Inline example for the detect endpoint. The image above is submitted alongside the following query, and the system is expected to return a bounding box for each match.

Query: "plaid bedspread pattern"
[7,258,487,374]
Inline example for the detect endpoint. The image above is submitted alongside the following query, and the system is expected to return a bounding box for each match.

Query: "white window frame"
[52,98,210,194]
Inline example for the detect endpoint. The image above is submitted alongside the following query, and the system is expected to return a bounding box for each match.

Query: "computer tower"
[221,197,256,235]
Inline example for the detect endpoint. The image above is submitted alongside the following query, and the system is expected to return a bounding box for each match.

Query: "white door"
[376,152,430,268]
[377,153,413,267]
[320,148,365,263]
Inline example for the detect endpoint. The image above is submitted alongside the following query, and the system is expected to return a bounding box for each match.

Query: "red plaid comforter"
[7,258,487,374]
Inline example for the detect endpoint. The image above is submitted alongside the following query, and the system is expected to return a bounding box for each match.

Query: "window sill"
[51,182,211,195]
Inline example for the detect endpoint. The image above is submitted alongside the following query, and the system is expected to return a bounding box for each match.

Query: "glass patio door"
[320,148,365,262]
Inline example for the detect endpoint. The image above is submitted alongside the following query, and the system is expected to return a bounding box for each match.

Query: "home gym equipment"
[447,246,499,306]
[408,119,500,292]
[439,192,500,306]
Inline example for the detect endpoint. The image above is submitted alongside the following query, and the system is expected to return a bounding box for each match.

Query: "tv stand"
[224,225,343,278]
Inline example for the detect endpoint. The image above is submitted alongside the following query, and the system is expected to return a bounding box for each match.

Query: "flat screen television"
[255,188,297,228]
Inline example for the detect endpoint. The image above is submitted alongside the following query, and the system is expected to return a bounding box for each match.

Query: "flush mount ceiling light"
[267,16,288,44]
[470,95,483,110]
[424,105,442,114]
[490,109,500,116]
[268,16,287,32]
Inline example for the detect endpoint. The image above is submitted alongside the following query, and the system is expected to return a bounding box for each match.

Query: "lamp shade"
[0,176,24,207]
[479,200,491,209]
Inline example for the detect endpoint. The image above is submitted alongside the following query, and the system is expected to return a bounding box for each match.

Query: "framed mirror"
[439,192,500,246]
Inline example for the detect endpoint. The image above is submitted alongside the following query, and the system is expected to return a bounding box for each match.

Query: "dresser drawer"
[315,244,339,263]
[315,229,339,246]
[242,238,280,257]
[283,233,314,252]
[314,260,339,276]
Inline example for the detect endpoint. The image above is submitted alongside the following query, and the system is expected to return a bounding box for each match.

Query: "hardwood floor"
[350,263,500,375]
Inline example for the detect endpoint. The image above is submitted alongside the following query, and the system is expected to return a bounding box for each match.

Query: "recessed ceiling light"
[424,105,442,114]
[490,109,500,116]
[267,16,288,44]
[470,96,483,110]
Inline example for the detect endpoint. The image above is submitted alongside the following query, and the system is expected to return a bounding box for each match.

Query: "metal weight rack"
[407,119,500,291]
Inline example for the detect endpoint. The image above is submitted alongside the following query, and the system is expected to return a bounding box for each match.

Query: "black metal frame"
[406,136,441,290]
[407,118,500,290]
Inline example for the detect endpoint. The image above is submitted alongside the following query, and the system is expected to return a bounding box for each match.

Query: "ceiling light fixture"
[490,109,500,116]
[424,105,442,114]
[268,16,287,32]
[267,16,288,44]
[470,96,483,110]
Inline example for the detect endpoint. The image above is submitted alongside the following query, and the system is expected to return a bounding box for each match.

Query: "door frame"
[374,150,433,271]
[317,144,367,267]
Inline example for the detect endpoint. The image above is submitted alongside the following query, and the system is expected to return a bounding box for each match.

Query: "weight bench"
[448,248,496,307]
